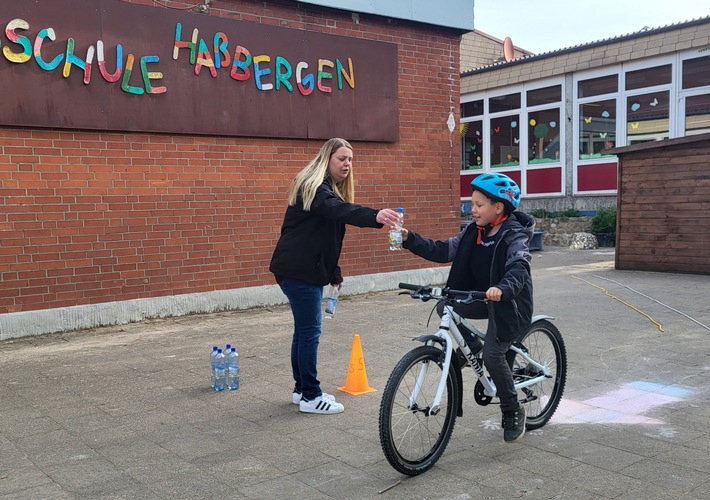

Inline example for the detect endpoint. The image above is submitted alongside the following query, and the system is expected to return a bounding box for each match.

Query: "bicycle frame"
[414,303,552,413]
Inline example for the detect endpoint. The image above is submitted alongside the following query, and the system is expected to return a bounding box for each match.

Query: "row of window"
[460,51,710,198]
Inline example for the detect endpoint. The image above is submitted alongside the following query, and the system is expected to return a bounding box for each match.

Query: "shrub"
[530,209,549,218]
[591,207,616,234]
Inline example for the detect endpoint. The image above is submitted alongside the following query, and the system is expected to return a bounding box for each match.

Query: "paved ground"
[2,248,710,499]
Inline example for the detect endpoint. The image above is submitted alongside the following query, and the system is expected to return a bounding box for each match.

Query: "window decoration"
[579,99,616,159]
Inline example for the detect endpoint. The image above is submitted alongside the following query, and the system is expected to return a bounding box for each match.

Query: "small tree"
[591,208,616,246]
[591,208,616,234]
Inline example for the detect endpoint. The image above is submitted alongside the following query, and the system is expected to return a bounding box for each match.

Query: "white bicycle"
[379,283,567,476]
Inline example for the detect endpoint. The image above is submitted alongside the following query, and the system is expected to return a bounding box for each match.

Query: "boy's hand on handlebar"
[486,286,503,302]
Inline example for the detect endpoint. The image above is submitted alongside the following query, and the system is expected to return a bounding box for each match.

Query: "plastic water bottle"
[389,207,404,250]
[213,348,226,391]
[226,347,240,390]
[324,285,339,319]
[210,346,219,389]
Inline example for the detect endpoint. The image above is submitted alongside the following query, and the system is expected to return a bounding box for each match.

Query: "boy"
[401,173,534,442]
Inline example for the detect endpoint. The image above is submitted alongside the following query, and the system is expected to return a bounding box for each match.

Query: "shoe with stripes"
[299,394,344,414]
[292,391,336,405]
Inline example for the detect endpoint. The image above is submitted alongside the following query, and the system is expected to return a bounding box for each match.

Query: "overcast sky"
[473,0,710,54]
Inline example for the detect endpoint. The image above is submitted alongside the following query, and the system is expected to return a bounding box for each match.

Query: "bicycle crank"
[473,379,494,406]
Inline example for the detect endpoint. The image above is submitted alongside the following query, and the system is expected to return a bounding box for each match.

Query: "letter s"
[3,19,32,63]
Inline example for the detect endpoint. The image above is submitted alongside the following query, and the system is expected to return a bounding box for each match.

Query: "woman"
[270,138,399,414]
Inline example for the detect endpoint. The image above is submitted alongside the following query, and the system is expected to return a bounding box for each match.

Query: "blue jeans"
[278,279,324,401]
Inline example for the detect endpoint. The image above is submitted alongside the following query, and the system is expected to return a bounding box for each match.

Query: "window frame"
[573,66,621,195]
[459,77,565,202]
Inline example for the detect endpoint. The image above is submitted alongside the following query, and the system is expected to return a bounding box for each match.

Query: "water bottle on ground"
[389,207,404,250]
[210,346,219,389]
[213,348,226,391]
[324,285,339,319]
[226,347,240,390]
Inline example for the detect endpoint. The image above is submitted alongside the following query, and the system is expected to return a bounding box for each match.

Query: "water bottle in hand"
[324,285,339,319]
[389,207,404,250]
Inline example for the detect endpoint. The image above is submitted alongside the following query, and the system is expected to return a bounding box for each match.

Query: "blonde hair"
[288,138,355,210]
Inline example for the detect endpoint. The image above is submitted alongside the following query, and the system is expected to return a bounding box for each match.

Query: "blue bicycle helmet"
[470,173,521,211]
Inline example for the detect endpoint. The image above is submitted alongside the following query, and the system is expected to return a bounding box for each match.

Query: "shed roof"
[603,133,710,156]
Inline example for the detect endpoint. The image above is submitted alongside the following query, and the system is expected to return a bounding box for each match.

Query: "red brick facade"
[1,0,461,315]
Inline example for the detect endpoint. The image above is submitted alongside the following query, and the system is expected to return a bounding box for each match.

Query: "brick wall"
[0,0,462,315]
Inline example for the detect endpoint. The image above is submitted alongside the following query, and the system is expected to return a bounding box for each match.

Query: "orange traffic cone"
[338,334,376,395]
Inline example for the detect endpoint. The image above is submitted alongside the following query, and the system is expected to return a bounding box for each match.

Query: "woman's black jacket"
[270,177,383,287]
[402,212,535,343]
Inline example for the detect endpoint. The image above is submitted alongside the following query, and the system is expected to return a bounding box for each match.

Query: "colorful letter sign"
[0,0,398,141]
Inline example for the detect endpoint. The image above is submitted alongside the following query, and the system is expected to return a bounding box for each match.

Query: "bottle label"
[389,229,402,250]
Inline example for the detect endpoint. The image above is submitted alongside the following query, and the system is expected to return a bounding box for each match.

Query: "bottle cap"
[397,207,404,212]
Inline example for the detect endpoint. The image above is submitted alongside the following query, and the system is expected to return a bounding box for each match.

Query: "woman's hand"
[376,209,400,229]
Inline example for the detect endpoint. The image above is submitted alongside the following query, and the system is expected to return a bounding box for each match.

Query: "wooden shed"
[605,133,710,275]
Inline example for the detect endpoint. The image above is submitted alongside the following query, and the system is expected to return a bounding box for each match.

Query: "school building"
[458,17,710,215]
[0,0,473,338]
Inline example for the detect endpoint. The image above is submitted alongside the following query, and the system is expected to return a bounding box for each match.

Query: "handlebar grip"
[398,283,422,291]
[470,291,488,300]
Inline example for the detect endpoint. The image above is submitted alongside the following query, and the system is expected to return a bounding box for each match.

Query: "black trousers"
[438,301,520,413]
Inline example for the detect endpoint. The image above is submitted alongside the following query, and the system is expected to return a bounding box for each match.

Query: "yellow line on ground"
[571,275,664,332]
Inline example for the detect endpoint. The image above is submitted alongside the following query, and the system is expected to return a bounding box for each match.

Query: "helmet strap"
[476,214,508,244]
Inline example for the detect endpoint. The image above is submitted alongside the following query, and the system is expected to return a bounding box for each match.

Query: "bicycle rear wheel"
[513,319,567,429]
[378,345,459,476]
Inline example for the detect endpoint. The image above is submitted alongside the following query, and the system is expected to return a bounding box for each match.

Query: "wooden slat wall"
[616,138,710,275]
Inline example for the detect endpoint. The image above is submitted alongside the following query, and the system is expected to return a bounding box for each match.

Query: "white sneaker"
[292,391,336,405]
[299,394,344,414]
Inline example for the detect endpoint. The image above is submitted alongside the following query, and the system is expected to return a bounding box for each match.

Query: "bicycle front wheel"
[513,319,567,429]
[378,345,460,476]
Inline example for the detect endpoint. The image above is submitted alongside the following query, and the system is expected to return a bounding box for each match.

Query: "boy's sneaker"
[299,394,344,414]
[502,406,526,442]
[292,391,336,405]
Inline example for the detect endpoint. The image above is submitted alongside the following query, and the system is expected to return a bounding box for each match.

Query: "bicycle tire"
[378,345,460,476]
[513,319,567,429]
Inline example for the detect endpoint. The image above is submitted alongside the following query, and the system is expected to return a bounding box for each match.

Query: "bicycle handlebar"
[398,283,487,303]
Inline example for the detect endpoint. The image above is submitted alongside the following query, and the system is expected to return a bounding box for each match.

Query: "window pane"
[685,94,710,135]
[682,56,710,89]
[626,91,669,145]
[625,64,671,90]
[578,74,617,98]
[528,108,560,164]
[461,99,483,118]
[460,120,483,170]
[527,85,561,107]
[579,99,616,159]
[490,115,520,168]
[489,93,520,113]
